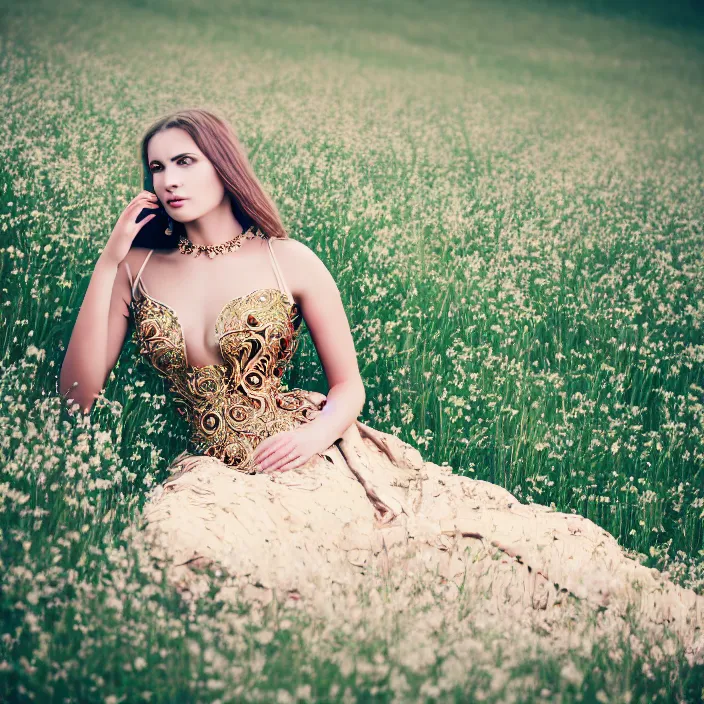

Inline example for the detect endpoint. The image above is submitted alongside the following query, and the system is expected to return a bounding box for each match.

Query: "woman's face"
[147,127,226,222]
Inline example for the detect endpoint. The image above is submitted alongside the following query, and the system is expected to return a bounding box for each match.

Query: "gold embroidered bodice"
[126,233,321,473]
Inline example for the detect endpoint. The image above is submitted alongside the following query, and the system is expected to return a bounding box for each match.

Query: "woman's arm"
[59,190,161,413]
[246,236,368,474]
[276,238,365,446]
[58,253,134,415]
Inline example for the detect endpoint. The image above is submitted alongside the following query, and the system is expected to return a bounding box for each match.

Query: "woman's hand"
[101,190,161,266]
[253,423,329,474]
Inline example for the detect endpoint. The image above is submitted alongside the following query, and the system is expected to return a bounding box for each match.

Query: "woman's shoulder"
[269,236,326,269]
[119,246,158,292]
[268,237,337,299]
[125,245,157,270]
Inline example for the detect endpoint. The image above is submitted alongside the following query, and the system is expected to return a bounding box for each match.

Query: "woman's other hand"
[253,423,330,474]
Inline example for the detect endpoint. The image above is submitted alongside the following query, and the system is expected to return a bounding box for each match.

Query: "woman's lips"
[168,199,187,208]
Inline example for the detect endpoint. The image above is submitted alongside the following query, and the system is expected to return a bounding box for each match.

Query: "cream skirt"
[137,390,704,658]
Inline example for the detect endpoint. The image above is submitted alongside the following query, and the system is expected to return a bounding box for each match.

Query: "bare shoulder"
[268,236,338,301]
[269,237,329,273]
[118,247,154,300]
[125,246,154,267]
[269,236,314,256]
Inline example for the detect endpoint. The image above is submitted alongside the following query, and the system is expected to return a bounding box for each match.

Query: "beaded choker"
[177,225,268,258]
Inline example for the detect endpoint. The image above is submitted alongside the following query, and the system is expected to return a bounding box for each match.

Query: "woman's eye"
[150,157,193,173]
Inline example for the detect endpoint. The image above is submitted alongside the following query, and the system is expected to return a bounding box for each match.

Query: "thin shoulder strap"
[131,249,155,297]
[124,261,134,290]
[267,238,294,305]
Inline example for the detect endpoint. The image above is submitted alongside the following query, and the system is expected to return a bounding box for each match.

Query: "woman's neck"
[182,201,246,247]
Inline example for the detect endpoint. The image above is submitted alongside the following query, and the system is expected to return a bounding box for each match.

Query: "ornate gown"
[125,235,704,656]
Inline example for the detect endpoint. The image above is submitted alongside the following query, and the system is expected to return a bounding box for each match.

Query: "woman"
[59,108,703,655]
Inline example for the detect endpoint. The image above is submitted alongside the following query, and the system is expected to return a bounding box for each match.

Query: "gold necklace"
[177,226,268,258]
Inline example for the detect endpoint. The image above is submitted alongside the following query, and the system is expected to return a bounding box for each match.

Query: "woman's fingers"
[128,191,158,209]
[256,435,293,465]
[259,448,295,473]
[122,195,158,223]
[133,190,156,202]
[260,446,298,473]
[279,456,306,473]
[262,453,305,474]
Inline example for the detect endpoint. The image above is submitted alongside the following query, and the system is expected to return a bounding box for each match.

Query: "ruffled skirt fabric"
[139,391,704,655]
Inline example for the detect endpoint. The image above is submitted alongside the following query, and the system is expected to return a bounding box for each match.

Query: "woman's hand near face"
[59,190,161,415]
[100,191,161,266]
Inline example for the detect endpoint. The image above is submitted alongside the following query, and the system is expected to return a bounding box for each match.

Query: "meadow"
[1,0,704,700]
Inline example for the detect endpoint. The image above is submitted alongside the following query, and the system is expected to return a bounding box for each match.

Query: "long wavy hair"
[132,107,290,249]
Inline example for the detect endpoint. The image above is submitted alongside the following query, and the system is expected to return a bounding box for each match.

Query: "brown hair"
[139,107,289,241]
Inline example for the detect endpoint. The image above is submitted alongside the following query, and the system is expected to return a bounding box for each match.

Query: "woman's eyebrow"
[149,152,196,165]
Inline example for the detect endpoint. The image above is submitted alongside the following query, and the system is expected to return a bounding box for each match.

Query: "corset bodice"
[127,237,321,473]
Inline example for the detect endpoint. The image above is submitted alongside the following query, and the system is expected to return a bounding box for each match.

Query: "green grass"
[1,0,704,700]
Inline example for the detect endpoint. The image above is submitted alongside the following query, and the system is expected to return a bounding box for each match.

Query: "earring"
[165,215,173,236]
